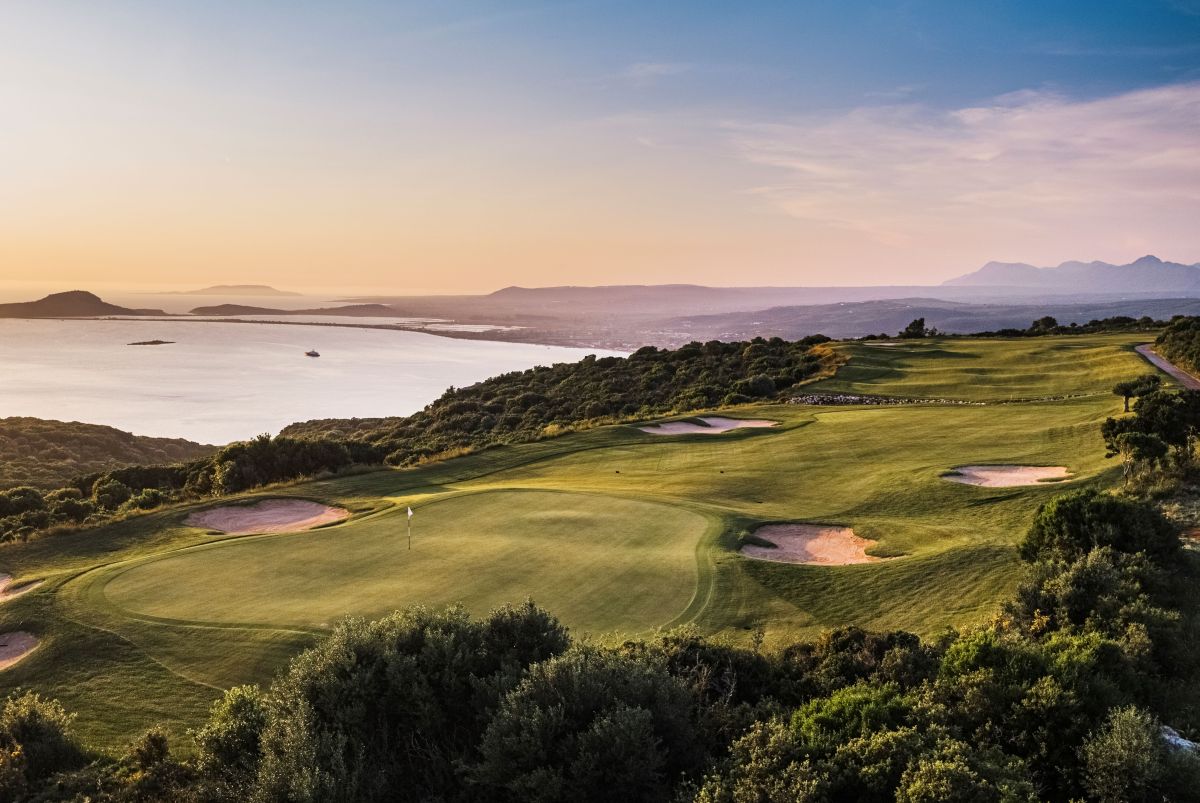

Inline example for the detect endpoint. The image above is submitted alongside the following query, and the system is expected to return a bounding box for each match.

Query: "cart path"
[1135,344,1200,390]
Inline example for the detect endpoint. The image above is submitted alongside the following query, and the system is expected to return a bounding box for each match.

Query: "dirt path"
[1135,344,1200,390]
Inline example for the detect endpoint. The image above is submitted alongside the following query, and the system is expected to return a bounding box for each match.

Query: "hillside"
[0,290,166,318]
[944,254,1200,292]
[281,335,839,463]
[664,297,1196,340]
[0,418,214,490]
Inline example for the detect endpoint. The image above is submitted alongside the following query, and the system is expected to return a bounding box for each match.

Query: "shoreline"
[0,314,633,352]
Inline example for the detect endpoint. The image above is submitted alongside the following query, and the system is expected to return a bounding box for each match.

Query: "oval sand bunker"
[186,499,349,535]
[943,465,1071,488]
[0,632,38,671]
[639,416,777,435]
[741,524,885,566]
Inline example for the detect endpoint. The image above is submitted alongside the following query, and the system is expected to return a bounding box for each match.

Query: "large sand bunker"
[186,499,349,534]
[639,416,778,435]
[0,574,41,603]
[0,632,38,671]
[740,524,886,566]
[943,465,1072,487]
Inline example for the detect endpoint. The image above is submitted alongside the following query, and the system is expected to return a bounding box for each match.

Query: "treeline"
[281,336,838,466]
[1154,315,1200,376]
[864,314,1167,342]
[6,488,1199,802]
[0,418,214,491]
[0,436,384,543]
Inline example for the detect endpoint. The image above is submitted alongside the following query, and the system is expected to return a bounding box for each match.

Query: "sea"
[0,317,622,444]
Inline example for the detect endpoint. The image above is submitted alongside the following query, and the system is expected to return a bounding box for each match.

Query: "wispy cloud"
[726,82,1200,258]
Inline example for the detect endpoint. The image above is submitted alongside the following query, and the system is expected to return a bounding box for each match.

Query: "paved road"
[1135,344,1200,390]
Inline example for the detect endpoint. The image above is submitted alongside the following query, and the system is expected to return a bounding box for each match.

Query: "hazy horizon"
[3,2,1199,290]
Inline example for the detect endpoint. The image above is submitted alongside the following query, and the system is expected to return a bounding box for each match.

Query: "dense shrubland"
[280,335,837,465]
[0,436,383,543]
[0,418,213,492]
[1155,315,1200,376]
[8,486,1200,802]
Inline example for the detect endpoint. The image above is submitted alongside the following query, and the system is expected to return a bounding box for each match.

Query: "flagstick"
[408,516,411,551]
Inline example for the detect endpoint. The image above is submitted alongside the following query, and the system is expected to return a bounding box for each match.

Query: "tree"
[1019,489,1178,564]
[253,602,569,802]
[1029,316,1059,334]
[91,478,132,511]
[895,739,1036,803]
[900,318,928,339]
[1083,706,1166,803]
[1113,431,1168,483]
[473,646,702,802]
[1112,374,1162,412]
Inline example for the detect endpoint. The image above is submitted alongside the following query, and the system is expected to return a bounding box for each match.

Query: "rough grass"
[0,332,1158,750]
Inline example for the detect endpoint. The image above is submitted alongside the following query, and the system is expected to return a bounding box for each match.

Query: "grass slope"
[0,333,1158,750]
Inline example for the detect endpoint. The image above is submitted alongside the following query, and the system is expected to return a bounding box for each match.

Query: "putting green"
[101,490,708,635]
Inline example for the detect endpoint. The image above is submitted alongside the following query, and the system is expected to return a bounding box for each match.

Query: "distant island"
[189,303,400,317]
[170,284,301,296]
[127,339,175,346]
[0,291,166,318]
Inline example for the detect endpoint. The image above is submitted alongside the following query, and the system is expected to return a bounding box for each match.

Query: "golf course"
[0,333,1163,749]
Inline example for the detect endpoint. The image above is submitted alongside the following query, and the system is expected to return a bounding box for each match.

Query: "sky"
[2,1,1199,293]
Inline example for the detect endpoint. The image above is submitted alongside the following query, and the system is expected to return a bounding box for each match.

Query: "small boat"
[305,349,320,358]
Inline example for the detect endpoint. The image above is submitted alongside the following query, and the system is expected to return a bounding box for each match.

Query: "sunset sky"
[3,1,1199,292]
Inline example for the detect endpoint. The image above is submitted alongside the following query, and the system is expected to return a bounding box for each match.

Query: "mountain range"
[943,255,1200,293]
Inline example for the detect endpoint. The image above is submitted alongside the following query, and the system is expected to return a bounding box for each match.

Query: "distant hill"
[189,303,399,317]
[0,417,215,490]
[0,291,166,318]
[943,255,1200,293]
[665,296,1200,341]
[172,284,301,296]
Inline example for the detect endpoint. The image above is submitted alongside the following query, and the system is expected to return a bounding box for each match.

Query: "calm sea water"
[0,319,621,444]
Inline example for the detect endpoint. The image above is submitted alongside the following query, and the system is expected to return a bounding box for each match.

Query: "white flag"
[407,506,414,519]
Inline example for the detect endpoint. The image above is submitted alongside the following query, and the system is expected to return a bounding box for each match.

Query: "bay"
[0,319,621,444]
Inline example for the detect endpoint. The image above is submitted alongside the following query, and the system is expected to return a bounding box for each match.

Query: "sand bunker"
[186,499,349,534]
[0,632,38,671]
[943,465,1072,487]
[638,416,778,435]
[0,574,41,603]
[740,524,886,566]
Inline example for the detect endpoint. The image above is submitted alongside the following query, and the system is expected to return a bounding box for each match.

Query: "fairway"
[0,332,1163,749]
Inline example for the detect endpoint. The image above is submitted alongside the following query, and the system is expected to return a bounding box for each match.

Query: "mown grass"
[0,332,1157,750]
[814,334,1152,400]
